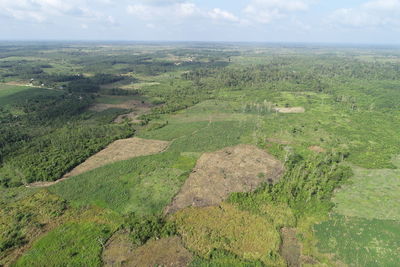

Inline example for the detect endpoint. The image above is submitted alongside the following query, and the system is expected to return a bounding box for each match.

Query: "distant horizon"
[1,40,400,47]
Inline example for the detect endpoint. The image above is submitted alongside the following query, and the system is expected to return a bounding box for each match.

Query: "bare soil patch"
[273,107,305,113]
[309,145,326,153]
[102,230,136,267]
[123,236,192,267]
[280,227,301,267]
[29,137,169,187]
[165,144,284,214]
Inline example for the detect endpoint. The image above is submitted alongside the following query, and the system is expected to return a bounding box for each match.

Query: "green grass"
[315,214,400,267]
[15,222,113,267]
[333,159,400,220]
[49,152,198,215]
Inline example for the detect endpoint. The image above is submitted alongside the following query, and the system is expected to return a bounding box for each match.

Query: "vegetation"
[1,42,399,266]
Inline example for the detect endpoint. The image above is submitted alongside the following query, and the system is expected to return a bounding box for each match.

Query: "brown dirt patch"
[123,236,192,267]
[273,107,305,113]
[309,146,326,153]
[280,228,301,267]
[165,144,284,214]
[102,230,136,267]
[28,137,169,187]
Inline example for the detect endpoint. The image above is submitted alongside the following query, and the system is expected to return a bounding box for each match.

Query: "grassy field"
[315,215,400,267]
[333,158,400,220]
[50,151,198,215]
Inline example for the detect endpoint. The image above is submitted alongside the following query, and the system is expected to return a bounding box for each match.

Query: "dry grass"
[171,203,285,266]
[102,230,136,267]
[165,144,283,214]
[123,236,192,267]
[273,107,305,113]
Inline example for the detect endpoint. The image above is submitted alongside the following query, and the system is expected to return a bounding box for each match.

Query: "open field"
[332,157,400,220]
[315,214,400,267]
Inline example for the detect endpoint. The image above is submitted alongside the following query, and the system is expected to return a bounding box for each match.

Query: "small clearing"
[273,107,305,113]
[165,144,284,214]
[122,237,192,267]
[280,228,301,267]
[309,145,326,153]
[29,137,169,187]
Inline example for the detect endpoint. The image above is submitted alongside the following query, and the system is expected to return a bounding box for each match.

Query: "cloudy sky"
[1,0,400,43]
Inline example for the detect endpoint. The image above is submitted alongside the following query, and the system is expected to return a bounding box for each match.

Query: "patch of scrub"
[332,157,400,220]
[172,203,285,266]
[165,144,283,214]
[315,214,400,267]
[122,236,192,267]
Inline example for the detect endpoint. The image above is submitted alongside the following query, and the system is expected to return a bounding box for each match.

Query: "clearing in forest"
[165,144,284,214]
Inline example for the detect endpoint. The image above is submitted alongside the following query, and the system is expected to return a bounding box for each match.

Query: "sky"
[1,0,400,44]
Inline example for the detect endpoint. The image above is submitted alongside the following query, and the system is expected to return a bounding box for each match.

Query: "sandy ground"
[165,144,284,214]
[273,107,305,113]
[28,137,169,187]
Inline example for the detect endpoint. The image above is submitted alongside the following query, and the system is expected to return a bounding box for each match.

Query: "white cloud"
[127,1,245,25]
[127,2,199,20]
[244,0,311,23]
[208,8,240,22]
[329,0,400,28]
[0,0,117,25]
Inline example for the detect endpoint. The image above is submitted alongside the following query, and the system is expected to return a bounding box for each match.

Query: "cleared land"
[29,138,169,187]
[102,230,136,267]
[122,237,192,267]
[165,144,284,214]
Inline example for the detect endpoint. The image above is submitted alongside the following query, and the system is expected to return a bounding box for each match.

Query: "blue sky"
[1,0,400,43]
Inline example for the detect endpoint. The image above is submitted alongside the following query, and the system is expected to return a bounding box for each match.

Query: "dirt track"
[165,144,284,214]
